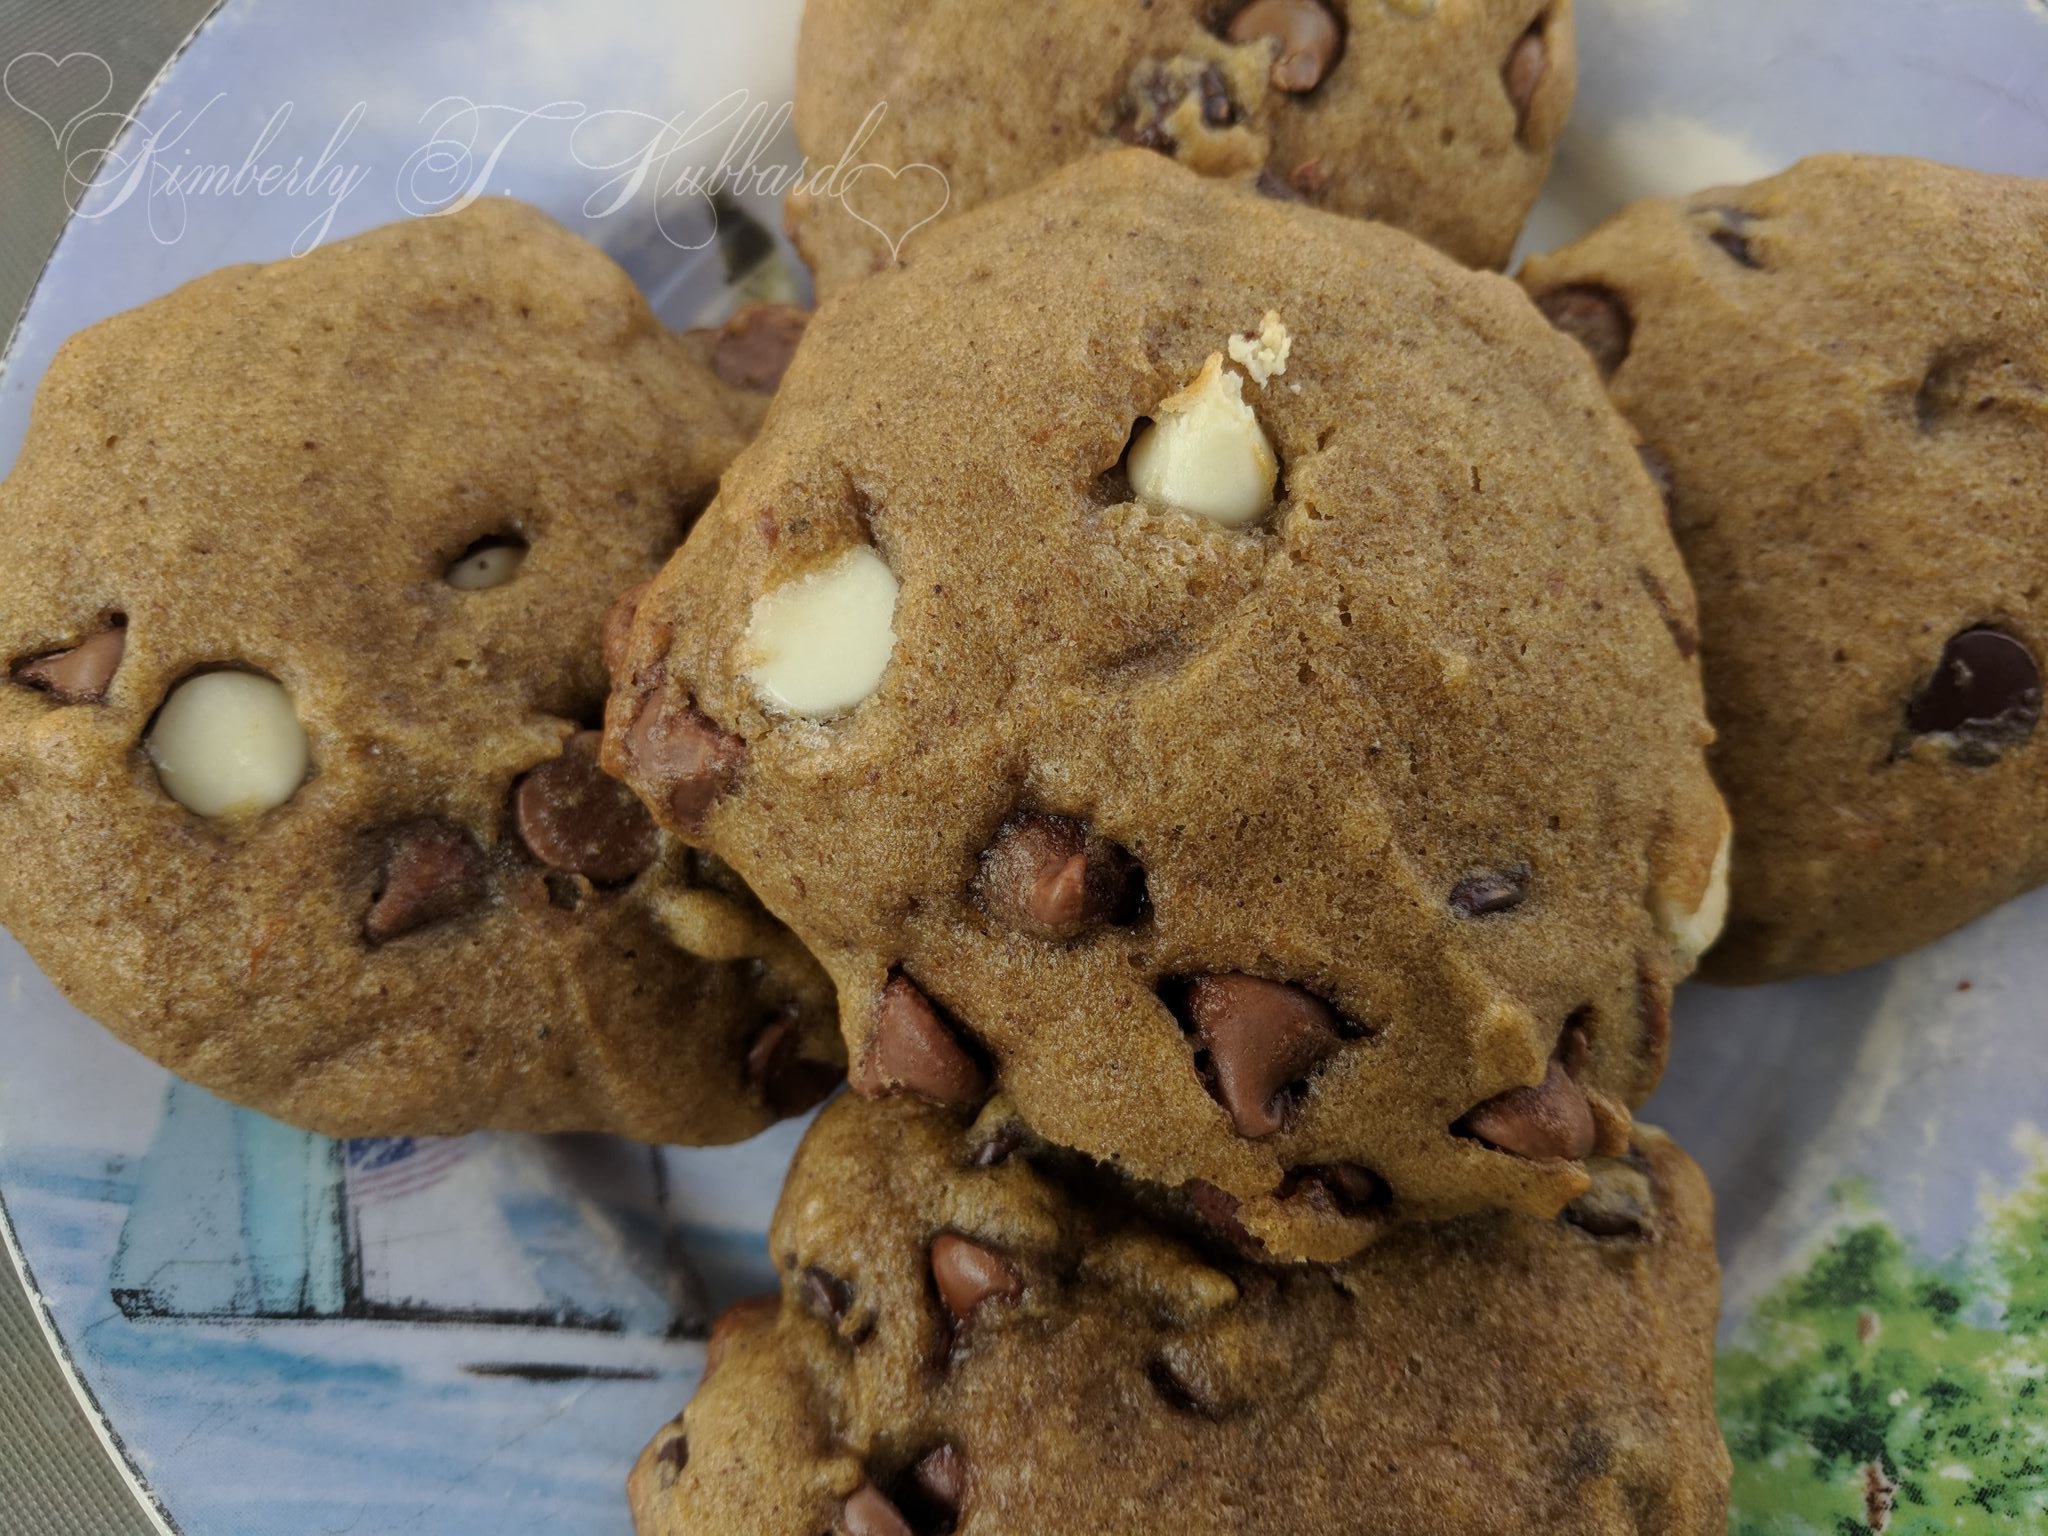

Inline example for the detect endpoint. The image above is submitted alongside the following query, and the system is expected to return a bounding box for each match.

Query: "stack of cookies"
[2,1,2043,1531]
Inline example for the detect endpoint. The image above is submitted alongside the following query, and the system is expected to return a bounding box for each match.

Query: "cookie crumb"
[1228,310,1292,387]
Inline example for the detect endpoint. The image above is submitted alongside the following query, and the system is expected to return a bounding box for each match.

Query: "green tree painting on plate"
[1719,1140,2048,1534]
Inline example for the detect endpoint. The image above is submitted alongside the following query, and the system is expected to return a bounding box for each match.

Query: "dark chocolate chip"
[1448,863,1530,918]
[967,1121,1028,1168]
[1197,63,1235,127]
[745,1011,842,1118]
[1456,1058,1596,1161]
[1226,0,1343,93]
[649,1424,689,1486]
[1561,1187,1651,1239]
[1535,285,1633,379]
[837,1483,914,1536]
[1276,1162,1389,1219]
[797,1265,866,1337]
[13,622,126,704]
[976,813,1141,941]
[910,1444,968,1514]
[929,1234,1022,1321]
[513,731,659,884]
[1254,167,1302,202]
[1183,1178,1264,1251]
[612,694,746,834]
[1906,627,2041,762]
[711,304,809,394]
[1503,21,1548,139]
[850,976,988,1107]
[364,819,488,944]
[1181,975,1343,1137]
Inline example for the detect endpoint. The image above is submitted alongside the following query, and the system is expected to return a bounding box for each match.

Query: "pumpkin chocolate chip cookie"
[627,1094,1731,1535]
[1522,155,2048,981]
[789,0,1576,295]
[0,199,840,1141]
[604,152,1728,1259]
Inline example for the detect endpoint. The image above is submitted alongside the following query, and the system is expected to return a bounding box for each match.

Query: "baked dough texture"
[789,0,1576,295]
[606,153,1728,1259]
[1522,155,2048,981]
[0,200,841,1141]
[628,1093,1730,1536]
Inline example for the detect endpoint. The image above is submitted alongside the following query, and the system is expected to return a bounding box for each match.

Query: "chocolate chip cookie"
[789,0,1575,295]
[0,200,842,1140]
[1522,155,2048,981]
[628,1094,1730,1535]
[604,151,1728,1260]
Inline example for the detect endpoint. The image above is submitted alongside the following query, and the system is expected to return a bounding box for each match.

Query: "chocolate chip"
[745,1010,841,1118]
[364,819,488,944]
[1535,285,1633,379]
[1182,1178,1263,1251]
[703,1293,777,1377]
[1636,567,1699,658]
[1254,168,1302,202]
[850,976,988,1107]
[910,1445,968,1514]
[1448,863,1529,918]
[1276,1162,1388,1219]
[1637,445,1675,515]
[838,1483,914,1536]
[649,1424,689,1486]
[976,814,1141,941]
[1561,1186,1651,1239]
[1703,208,1762,269]
[1226,0,1343,93]
[797,1264,870,1341]
[1147,1357,1215,1417]
[613,694,746,834]
[1503,20,1548,139]
[513,731,659,884]
[602,580,649,678]
[1197,63,1234,127]
[1456,1058,1596,1161]
[711,303,809,395]
[1180,975,1343,1137]
[929,1234,1022,1321]
[967,1121,1028,1168]
[1906,627,2041,762]
[12,622,125,703]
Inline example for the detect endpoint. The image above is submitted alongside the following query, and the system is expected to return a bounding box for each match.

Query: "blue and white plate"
[2,2,2045,1531]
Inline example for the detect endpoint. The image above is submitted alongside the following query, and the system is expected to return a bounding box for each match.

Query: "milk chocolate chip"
[514,731,658,884]
[1906,626,2041,762]
[1536,286,1633,380]
[1449,864,1529,917]
[614,694,746,833]
[910,1445,968,1513]
[1457,1058,1596,1161]
[837,1484,914,1536]
[711,303,809,394]
[364,820,487,944]
[1226,0,1342,93]
[745,1011,841,1117]
[12,622,125,703]
[851,976,988,1107]
[977,814,1141,940]
[1182,975,1344,1138]
[1503,20,1548,139]
[929,1234,1022,1320]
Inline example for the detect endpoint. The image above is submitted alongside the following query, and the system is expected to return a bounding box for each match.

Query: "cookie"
[789,0,1575,295]
[628,1094,1730,1535]
[1521,155,2048,981]
[604,151,1729,1260]
[0,200,842,1141]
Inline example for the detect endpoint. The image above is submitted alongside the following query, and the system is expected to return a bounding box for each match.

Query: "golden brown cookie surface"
[629,1094,1730,1536]
[790,0,1575,295]
[1522,155,2048,982]
[606,153,1727,1257]
[0,201,840,1141]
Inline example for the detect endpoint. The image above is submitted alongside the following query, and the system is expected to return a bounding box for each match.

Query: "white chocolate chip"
[445,540,527,590]
[147,672,311,817]
[742,546,899,717]
[1227,311,1292,388]
[1127,353,1279,527]
[1659,820,1732,966]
